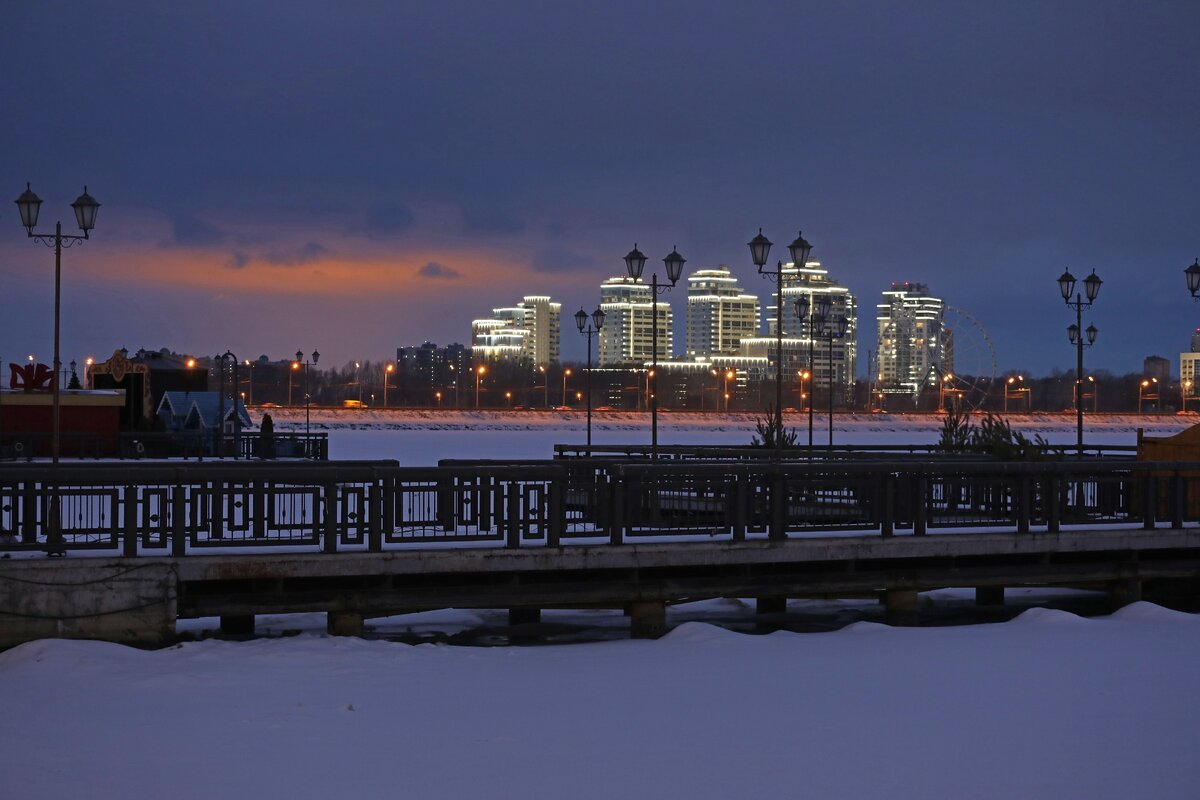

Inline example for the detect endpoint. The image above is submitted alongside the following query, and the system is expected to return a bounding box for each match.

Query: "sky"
[2,1,1198,377]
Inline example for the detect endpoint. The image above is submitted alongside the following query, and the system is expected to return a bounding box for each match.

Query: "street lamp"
[724,370,735,412]
[538,365,548,408]
[1185,259,1200,299]
[1058,268,1101,457]
[797,370,810,414]
[624,244,685,458]
[1139,378,1158,414]
[215,352,241,458]
[575,305,606,450]
[818,314,849,447]
[383,363,395,408]
[1183,379,1193,413]
[475,364,486,408]
[15,183,99,556]
[1005,375,1031,413]
[14,183,99,462]
[795,292,832,454]
[939,373,956,412]
[750,229,812,457]
[562,368,572,407]
[295,349,319,451]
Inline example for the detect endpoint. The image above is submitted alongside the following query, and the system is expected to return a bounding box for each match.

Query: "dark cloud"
[418,261,460,280]
[264,241,328,266]
[224,251,250,270]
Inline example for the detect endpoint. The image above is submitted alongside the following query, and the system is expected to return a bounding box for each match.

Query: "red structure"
[1,362,124,457]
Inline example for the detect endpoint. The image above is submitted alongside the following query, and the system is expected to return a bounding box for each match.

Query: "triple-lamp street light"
[15,183,100,556]
[748,229,813,457]
[575,305,606,450]
[1058,268,1101,457]
[623,244,686,459]
[295,350,319,453]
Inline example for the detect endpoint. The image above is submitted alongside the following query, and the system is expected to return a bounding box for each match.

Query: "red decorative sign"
[9,362,54,392]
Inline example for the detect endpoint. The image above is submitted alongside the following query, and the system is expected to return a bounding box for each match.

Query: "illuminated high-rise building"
[685,266,760,358]
[876,282,946,394]
[471,295,561,365]
[739,260,857,399]
[598,276,674,367]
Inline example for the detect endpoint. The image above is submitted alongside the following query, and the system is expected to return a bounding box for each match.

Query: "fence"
[0,431,328,461]
[2,455,1197,557]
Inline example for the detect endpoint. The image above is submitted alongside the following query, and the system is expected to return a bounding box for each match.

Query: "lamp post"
[624,244,686,459]
[1185,259,1200,298]
[538,366,548,408]
[295,349,319,451]
[723,370,735,412]
[14,184,100,463]
[475,364,486,408]
[1004,375,1030,413]
[749,229,813,457]
[939,373,955,412]
[795,292,832,455]
[1058,269,1102,457]
[1139,378,1158,414]
[15,183,100,556]
[215,351,241,458]
[820,315,849,447]
[562,368,572,407]
[383,363,394,408]
[575,306,606,450]
[797,370,810,414]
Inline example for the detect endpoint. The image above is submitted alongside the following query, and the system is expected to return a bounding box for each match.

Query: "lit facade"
[598,276,674,367]
[740,260,857,399]
[876,282,946,394]
[471,295,561,365]
[684,266,760,358]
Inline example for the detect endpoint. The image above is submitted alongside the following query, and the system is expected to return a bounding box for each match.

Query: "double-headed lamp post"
[1058,268,1101,457]
[575,305,606,450]
[624,244,686,459]
[14,183,100,467]
[749,230,813,457]
[295,349,319,447]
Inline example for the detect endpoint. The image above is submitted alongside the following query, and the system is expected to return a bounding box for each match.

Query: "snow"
[3,416,1199,798]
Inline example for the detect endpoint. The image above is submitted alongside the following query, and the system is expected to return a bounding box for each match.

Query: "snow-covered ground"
[3,417,1199,799]
[262,408,1195,465]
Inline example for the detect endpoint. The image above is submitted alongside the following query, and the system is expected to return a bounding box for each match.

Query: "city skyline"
[2,2,1198,375]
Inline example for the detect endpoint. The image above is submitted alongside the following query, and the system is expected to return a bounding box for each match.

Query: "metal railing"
[0,431,328,461]
[553,442,1138,461]
[0,457,1195,556]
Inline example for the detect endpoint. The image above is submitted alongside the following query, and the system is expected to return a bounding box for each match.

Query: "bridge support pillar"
[327,611,364,637]
[883,589,920,627]
[975,586,1005,606]
[508,607,541,627]
[220,615,255,635]
[629,601,666,639]
[1108,579,1142,611]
